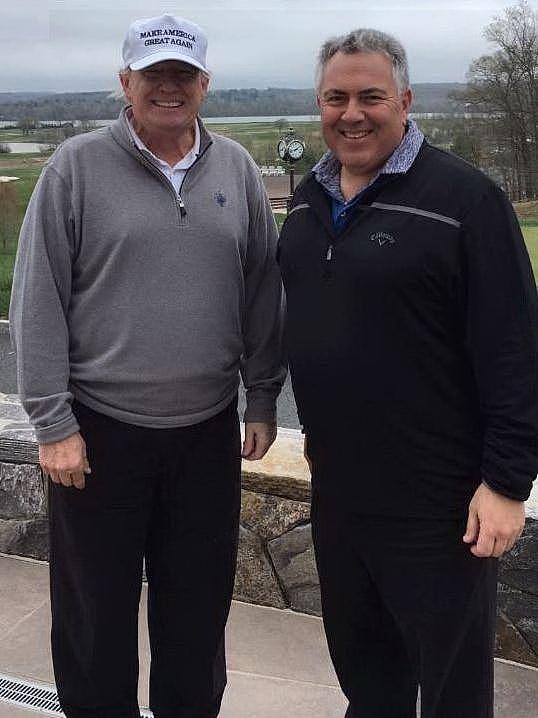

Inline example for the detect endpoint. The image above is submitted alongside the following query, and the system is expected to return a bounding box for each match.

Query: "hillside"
[0,83,467,121]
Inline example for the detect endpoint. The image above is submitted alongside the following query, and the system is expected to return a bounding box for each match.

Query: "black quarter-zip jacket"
[278,141,538,516]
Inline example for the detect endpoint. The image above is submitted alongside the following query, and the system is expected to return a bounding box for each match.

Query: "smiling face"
[120,60,209,141]
[318,51,412,185]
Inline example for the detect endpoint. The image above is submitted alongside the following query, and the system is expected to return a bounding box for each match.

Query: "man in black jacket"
[278,28,537,718]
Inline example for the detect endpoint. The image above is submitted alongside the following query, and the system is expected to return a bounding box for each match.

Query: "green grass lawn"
[209,121,324,171]
[274,212,287,231]
[0,158,44,316]
[0,127,66,144]
[521,222,538,282]
[0,129,32,143]
[0,255,15,318]
[7,166,43,206]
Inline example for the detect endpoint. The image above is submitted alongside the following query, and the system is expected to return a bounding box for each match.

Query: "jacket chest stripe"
[288,203,310,218]
[370,202,461,228]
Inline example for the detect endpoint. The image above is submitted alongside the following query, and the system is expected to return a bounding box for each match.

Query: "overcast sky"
[0,0,526,93]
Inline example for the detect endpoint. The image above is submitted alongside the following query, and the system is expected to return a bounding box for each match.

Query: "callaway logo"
[370,231,396,247]
[214,191,227,207]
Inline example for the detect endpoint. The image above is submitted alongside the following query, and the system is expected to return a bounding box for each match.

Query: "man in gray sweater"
[10,14,285,718]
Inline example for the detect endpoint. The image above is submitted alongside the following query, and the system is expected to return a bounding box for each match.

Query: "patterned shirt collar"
[313,118,424,203]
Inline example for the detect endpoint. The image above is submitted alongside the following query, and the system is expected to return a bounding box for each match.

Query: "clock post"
[276,127,306,206]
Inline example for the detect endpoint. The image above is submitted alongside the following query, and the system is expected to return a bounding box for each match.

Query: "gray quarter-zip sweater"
[10,109,285,443]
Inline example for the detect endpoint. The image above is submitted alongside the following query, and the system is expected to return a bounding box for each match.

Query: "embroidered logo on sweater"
[370,231,396,247]
[214,190,227,207]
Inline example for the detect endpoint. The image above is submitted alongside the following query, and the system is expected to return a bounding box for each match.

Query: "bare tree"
[17,117,37,136]
[456,1,538,199]
[0,182,19,252]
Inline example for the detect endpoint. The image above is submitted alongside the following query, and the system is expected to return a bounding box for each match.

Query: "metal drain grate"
[0,674,62,715]
[0,673,153,716]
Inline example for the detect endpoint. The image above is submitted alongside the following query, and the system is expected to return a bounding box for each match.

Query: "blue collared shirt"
[313,119,424,229]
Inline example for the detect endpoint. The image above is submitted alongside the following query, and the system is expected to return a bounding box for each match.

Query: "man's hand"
[463,483,525,558]
[242,422,277,461]
[39,432,91,490]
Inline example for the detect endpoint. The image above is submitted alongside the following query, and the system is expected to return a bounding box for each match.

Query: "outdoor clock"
[287,139,305,161]
[277,130,306,164]
[277,139,288,160]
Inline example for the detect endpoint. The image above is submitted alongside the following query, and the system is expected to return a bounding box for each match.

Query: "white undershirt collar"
[126,110,200,194]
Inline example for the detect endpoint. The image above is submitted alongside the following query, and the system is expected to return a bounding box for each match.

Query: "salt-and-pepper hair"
[316,29,410,93]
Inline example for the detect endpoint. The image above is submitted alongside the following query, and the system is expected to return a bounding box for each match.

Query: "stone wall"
[497,518,538,666]
[0,394,48,561]
[0,393,536,666]
[0,461,48,560]
[235,489,319,613]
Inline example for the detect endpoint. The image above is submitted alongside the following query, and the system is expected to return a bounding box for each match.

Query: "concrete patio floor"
[0,553,536,717]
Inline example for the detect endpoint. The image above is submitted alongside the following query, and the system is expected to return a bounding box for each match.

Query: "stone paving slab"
[0,555,49,642]
[0,665,536,718]
[220,671,347,718]
[0,602,54,685]
[0,701,48,717]
[0,554,537,718]
[494,660,538,716]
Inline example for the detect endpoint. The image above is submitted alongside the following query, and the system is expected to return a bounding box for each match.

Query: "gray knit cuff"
[243,389,277,424]
[35,413,80,445]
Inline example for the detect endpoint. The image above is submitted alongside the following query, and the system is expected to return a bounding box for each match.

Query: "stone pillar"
[235,427,320,613]
[0,394,47,560]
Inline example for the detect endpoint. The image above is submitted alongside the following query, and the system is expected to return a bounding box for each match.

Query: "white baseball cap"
[122,14,208,73]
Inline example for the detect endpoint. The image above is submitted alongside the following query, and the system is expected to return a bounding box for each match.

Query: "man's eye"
[324,95,346,105]
[362,95,383,102]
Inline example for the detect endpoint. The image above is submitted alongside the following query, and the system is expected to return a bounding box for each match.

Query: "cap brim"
[130,51,208,74]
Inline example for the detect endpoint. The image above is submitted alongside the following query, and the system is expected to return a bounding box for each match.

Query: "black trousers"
[310,492,498,718]
[49,399,241,718]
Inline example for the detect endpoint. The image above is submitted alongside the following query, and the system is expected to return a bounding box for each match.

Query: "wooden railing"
[269,196,290,211]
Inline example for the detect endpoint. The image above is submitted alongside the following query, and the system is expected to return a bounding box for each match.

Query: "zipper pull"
[326,245,333,261]
[178,196,187,218]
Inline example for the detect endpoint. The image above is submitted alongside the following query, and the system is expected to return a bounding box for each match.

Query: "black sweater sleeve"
[463,185,538,501]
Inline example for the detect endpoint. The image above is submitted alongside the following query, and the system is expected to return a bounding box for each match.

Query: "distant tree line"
[0,92,123,122]
[0,84,466,124]
[453,1,538,200]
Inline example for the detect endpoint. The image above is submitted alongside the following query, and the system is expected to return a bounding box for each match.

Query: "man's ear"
[119,71,132,102]
[401,87,413,121]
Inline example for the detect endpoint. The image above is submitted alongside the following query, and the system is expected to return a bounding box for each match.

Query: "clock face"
[287,140,304,160]
[277,139,288,160]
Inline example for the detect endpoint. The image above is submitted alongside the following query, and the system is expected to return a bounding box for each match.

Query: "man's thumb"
[463,509,479,544]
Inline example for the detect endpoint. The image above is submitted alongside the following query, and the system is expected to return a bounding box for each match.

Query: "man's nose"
[160,74,183,91]
[341,97,366,122]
